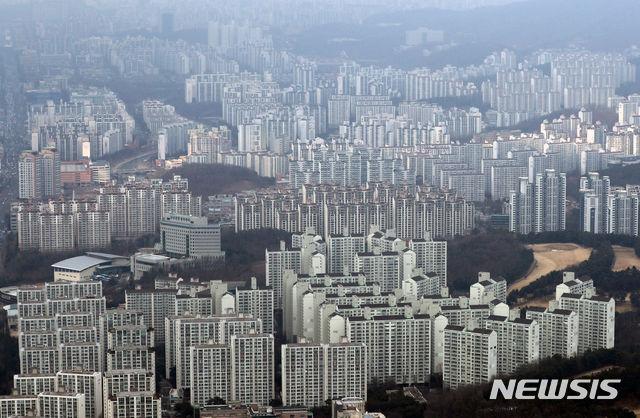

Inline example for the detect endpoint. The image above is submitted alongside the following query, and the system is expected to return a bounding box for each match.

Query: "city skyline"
[0,0,636,417]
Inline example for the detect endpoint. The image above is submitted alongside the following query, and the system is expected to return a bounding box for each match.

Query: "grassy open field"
[508,243,592,294]
[612,245,640,271]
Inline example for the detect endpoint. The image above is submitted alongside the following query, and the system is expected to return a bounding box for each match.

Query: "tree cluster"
[161,164,274,197]
[448,231,534,291]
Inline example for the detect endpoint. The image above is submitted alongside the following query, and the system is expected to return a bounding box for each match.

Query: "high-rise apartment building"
[408,234,447,285]
[125,289,177,345]
[0,395,39,417]
[230,332,274,405]
[37,391,86,418]
[56,371,102,418]
[606,191,639,236]
[525,306,579,359]
[265,242,303,309]
[556,289,615,354]
[167,314,261,389]
[580,172,611,233]
[281,339,367,408]
[485,314,539,376]
[235,277,275,334]
[18,149,61,200]
[105,392,161,418]
[354,250,401,293]
[443,326,497,390]
[469,272,507,305]
[347,310,431,385]
[326,232,366,274]
[510,169,566,234]
[189,343,230,407]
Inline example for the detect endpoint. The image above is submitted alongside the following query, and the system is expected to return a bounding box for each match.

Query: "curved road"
[113,149,157,172]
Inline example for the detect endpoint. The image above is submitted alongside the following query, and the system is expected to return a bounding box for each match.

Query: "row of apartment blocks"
[235,182,474,240]
[265,228,447,309]
[171,112,633,198]
[183,49,511,111]
[27,89,135,162]
[265,230,613,393]
[19,149,112,201]
[4,262,614,414]
[12,175,203,252]
[6,273,361,413]
[5,276,280,417]
[281,264,613,392]
[481,53,635,115]
[7,280,161,418]
[581,172,640,236]
[171,104,627,186]
[285,130,617,200]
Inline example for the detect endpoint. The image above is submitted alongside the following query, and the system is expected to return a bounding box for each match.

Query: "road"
[112,149,157,173]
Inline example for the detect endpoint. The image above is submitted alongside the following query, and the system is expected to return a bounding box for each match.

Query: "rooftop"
[51,255,113,272]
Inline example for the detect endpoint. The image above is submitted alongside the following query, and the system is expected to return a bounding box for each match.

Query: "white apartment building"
[265,242,303,308]
[469,272,507,305]
[555,272,594,300]
[17,281,106,376]
[105,392,161,418]
[580,172,610,233]
[13,374,56,396]
[103,370,156,400]
[402,273,441,299]
[354,250,401,293]
[38,391,86,418]
[510,169,566,234]
[125,289,177,345]
[230,333,274,405]
[281,341,325,408]
[491,165,528,201]
[18,149,61,200]
[440,302,492,328]
[347,310,431,385]
[557,290,615,354]
[189,343,230,407]
[281,339,367,408]
[326,233,366,274]
[443,326,497,390]
[235,277,275,334]
[607,191,639,236]
[525,306,579,359]
[0,395,38,417]
[56,371,102,418]
[106,346,155,373]
[168,314,261,389]
[408,234,447,285]
[485,314,539,376]
[59,342,102,373]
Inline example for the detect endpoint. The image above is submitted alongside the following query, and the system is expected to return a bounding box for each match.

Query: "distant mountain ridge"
[287,0,640,68]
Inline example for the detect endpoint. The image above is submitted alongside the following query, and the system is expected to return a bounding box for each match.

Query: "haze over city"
[0,0,637,417]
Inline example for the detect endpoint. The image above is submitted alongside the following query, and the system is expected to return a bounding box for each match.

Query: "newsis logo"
[489,379,621,400]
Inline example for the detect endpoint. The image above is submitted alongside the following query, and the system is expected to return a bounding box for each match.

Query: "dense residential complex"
[28,89,135,161]
[12,175,210,252]
[0,1,635,416]
[580,172,639,235]
[236,182,475,240]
